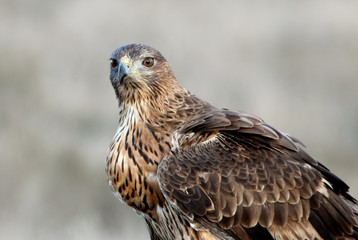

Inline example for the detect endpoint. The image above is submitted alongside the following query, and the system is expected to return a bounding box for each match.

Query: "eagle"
[105,44,358,240]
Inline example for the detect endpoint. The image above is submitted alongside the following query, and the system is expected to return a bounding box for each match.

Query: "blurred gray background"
[1,1,358,239]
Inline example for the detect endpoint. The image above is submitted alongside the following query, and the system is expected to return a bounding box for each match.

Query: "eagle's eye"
[110,58,119,68]
[143,57,154,67]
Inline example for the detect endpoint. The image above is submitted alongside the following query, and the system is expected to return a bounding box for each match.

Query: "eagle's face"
[109,44,171,91]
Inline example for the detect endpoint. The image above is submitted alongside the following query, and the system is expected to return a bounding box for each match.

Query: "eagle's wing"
[158,108,358,240]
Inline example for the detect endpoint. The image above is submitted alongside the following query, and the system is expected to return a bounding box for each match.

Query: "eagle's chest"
[105,118,172,218]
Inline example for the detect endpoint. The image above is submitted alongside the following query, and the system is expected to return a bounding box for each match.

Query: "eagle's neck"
[116,79,191,129]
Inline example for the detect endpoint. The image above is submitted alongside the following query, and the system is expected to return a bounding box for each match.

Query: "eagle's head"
[109,44,177,104]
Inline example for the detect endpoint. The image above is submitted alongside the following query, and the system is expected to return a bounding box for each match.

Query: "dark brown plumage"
[105,43,358,240]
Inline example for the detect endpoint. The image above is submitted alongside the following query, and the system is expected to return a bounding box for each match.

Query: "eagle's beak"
[118,56,130,84]
[110,56,130,87]
[118,61,129,84]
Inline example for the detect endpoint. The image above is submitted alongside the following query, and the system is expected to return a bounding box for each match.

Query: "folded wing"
[158,108,358,240]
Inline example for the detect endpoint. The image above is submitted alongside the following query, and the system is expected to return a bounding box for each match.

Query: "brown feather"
[259,203,275,227]
[287,202,303,221]
[288,189,300,204]
[273,202,288,226]
[221,195,238,217]
[241,204,262,228]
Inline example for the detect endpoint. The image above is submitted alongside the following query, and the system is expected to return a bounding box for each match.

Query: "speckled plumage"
[105,44,358,240]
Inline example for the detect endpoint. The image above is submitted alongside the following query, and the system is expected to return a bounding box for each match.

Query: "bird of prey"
[105,44,358,240]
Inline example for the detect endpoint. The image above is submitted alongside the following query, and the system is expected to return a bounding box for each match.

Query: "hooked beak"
[110,56,130,87]
[118,61,129,85]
